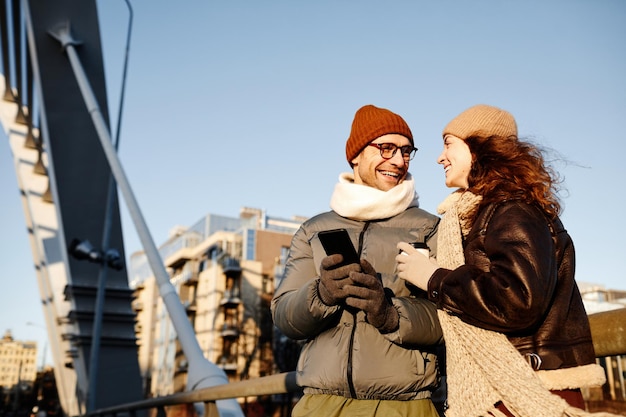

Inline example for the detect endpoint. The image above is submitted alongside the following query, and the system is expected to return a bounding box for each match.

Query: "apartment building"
[580,283,626,315]
[0,330,38,388]
[128,207,304,399]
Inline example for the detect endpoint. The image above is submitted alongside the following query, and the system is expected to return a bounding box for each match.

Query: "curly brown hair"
[464,134,562,219]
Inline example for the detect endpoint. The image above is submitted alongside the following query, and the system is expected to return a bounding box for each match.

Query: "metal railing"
[88,371,299,417]
[84,307,626,417]
[588,308,626,358]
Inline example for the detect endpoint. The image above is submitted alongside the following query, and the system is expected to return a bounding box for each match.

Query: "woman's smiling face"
[437,134,472,189]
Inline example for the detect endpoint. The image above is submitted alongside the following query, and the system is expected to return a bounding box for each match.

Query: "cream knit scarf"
[436,190,616,417]
[330,172,419,220]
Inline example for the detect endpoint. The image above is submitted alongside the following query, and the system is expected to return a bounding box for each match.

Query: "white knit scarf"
[329,172,419,220]
[436,190,616,417]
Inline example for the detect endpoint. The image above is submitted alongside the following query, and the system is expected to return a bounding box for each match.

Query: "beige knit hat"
[443,104,517,140]
[346,104,413,165]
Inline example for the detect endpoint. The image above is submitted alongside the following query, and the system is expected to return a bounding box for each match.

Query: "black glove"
[344,259,399,333]
[318,253,361,306]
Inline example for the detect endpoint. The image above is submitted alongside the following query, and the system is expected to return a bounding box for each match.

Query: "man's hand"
[345,260,399,333]
[395,242,439,291]
[318,254,361,306]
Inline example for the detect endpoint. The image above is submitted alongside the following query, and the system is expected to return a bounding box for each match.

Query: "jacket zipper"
[346,222,370,398]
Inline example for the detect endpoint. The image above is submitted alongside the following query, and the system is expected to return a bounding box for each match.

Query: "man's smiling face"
[351,134,411,191]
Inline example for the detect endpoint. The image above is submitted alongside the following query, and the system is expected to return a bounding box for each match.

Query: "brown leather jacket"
[428,201,596,370]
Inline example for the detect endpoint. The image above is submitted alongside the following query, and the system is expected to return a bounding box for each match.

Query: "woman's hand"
[395,242,439,291]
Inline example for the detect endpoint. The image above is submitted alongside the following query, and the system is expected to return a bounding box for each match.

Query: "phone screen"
[318,228,360,266]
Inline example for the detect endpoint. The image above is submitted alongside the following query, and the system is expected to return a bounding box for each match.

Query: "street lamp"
[68,239,124,270]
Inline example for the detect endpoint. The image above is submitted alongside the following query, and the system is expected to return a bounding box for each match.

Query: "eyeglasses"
[368,143,418,161]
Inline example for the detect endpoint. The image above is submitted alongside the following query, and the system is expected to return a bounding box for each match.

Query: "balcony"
[222,257,242,277]
[183,272,199,286]
[220,324,239,339]
[218,356,238,373]
[171,268,198,286]
[219,291,241,308]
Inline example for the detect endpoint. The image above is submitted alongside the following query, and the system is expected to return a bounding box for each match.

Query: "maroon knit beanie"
[345,105,413,166]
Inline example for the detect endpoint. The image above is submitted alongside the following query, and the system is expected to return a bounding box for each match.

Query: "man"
[271,104,443,417]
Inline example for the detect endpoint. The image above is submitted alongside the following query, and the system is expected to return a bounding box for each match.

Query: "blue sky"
[1,0,625,363]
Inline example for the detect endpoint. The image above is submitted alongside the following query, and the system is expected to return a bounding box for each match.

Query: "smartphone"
[318,228,360,266]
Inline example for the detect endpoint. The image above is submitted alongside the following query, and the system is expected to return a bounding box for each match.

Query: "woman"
[396,104,609,417]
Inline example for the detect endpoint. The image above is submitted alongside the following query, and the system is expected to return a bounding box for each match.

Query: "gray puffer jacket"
[271,208,443,400]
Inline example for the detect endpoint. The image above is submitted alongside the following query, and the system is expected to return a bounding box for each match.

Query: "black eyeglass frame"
[368,143,418,161]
